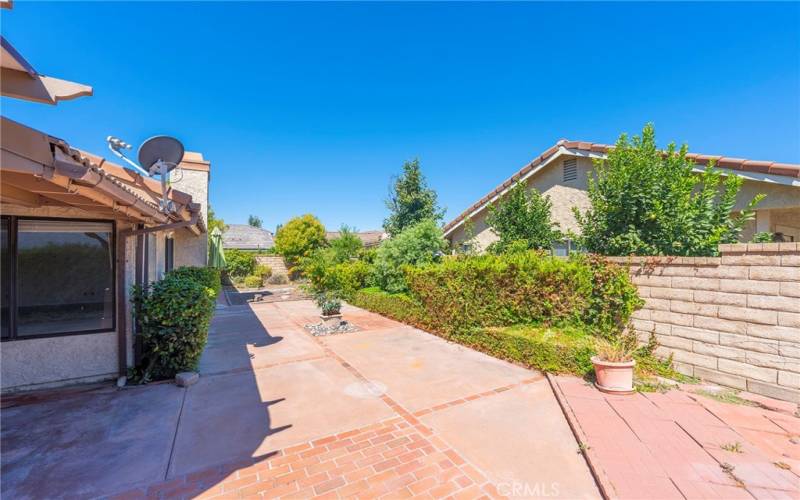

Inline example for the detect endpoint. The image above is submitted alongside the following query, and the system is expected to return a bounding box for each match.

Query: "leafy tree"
[329,225,363,262]
[384,159,445,237]
[274,214,327,268]
[574,124,764,256]
[486,182,562,253]
[373,219,447,293]
[207,205,227,233]
[248,215,263,228]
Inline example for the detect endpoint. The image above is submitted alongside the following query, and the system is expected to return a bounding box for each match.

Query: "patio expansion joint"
[164,384,189,480]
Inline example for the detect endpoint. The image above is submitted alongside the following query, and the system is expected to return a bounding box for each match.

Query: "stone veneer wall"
[610,243,800,403]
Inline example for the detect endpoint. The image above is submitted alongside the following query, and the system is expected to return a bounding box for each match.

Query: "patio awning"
[1,36,93,105]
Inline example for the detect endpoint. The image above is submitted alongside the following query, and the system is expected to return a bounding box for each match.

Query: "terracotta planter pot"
[591,356,635,395]
[320,313,342,327]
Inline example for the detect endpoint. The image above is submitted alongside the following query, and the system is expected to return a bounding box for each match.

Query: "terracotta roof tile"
[442,139,800,234]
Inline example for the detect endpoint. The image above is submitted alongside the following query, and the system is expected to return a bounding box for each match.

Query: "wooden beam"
[0,182,41,207]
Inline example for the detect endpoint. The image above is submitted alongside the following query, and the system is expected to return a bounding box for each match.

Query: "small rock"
[116,376,127,388]
[176,372,199,387]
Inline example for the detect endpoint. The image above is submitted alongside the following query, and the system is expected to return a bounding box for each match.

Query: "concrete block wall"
[255,255,289,278]
[608,242,800,403]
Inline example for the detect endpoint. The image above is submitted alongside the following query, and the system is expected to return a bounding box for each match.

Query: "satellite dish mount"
[107,135,185,213]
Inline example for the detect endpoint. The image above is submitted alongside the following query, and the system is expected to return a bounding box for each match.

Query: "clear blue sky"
[3,2,798,232]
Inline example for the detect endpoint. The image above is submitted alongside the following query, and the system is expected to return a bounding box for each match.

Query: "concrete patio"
[1,299,598,499]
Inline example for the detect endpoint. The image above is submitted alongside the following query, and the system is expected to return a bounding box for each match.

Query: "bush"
[404,251,641,339]
[574,124,764,256]
[373,219,447,293]
[243,275,263,288]
[225,249,256,278]
[275,214,327,269]
[350,288,429,328]
[167,266,221,298]
[132,273,215,381]
[486,181,562,253]
[255,264,273,279]
[454,325,596,375]
[267,273,290,285]
[349,289,595,375]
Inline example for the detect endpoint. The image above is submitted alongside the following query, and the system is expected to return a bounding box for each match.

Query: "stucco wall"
[447,152,800,251]
[618,243,800,403]
[171,167,209,268]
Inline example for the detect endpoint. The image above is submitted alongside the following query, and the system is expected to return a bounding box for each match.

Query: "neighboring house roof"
[0,117,205,234]
[0,36,93,105]
[326,230,386,247]
[222,224,275,249]
[443,139,800,236]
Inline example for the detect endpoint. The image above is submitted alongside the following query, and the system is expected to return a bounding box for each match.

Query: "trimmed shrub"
[167,266,221,299]
[349,289,594,375]
[453,325,595,375]
[243,275,263,288]
[132,273,215,381]
[405,251,641,339]
[350,288,429,328]
[225,249,257,278]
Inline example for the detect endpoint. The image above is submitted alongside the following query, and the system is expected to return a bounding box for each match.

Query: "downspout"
[116,213,199,383]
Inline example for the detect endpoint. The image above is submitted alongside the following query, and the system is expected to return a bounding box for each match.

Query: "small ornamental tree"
[329,225,363,262]
[486,182,562,253]
[274,214,327,268]
[574,124,764,256]
[384,159,445,237]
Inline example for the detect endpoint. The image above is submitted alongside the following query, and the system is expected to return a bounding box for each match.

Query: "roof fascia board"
[443,147,570,237]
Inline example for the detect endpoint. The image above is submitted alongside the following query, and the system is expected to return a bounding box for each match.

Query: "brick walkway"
[551,375,800,499]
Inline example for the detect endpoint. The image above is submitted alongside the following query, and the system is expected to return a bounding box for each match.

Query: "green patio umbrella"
[209,226,226,269]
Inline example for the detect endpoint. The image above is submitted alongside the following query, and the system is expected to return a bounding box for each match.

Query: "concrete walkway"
[1,300,599,499]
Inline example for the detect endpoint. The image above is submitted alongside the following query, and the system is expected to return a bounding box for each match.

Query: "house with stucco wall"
[444,139,800,251]
[0,30,211,392]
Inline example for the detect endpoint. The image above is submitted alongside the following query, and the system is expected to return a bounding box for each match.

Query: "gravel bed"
[305,320,359,336]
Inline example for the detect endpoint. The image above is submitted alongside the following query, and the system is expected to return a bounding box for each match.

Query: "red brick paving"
[551,375,800,500]
[113,413,503,499]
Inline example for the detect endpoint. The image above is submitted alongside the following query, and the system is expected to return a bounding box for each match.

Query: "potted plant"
[592,335,637,395]
[316,292,342,327]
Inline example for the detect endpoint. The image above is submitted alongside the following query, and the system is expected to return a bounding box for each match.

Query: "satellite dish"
[138,136,184,176]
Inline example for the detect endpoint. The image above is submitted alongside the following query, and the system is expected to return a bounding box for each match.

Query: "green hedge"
[132,266,218,382]
[405,252,641,339]
[452,325,595,375]
[351,287,429,328]
[350,289,595,374]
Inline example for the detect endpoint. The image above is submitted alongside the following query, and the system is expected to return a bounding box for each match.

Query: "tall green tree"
[384,159,444,236]
[574,124,764,256]
[486,182,562,253]
[248,215,263,228]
